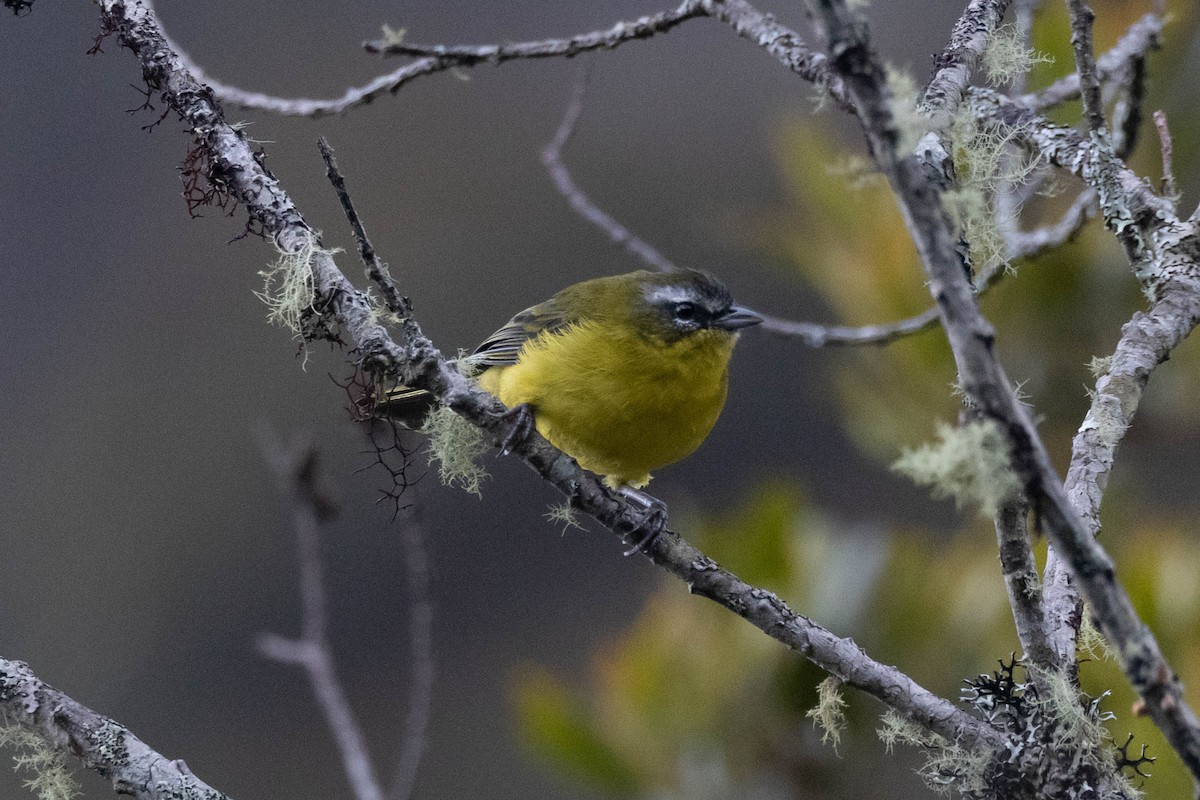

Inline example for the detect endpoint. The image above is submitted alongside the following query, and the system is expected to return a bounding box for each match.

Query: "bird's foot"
[617,485,668,557]
[496,402,534,456]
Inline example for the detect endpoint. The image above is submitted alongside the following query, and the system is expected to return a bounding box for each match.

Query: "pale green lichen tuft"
[1040,670,1110,748]
[380,24,406,46]
[806,676,848,751]
[0,726,81,800]
[1078,613,1116,663]
[886,66,930,157]
[946,105,1043,280]
[420,405,489,497]
[982,24,1053,86]
[1088,355,1113,379]
[893,419,1022,517]
[256,232,324,334]
[877,710,989,794]
[544,502,584,534]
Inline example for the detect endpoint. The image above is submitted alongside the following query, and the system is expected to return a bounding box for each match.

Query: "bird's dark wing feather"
[467,297,576,368]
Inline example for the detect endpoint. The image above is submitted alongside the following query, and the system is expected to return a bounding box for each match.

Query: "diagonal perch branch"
[92,0,997,754]
[0,657,235,800]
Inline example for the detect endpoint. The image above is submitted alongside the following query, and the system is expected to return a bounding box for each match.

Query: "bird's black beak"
[714,306,763,331]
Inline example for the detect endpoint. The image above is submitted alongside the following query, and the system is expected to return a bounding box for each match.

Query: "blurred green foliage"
[514,1,1200,797]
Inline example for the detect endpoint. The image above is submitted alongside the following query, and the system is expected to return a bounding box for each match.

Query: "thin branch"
[165,2,706,117]
[260,435,384,800]
[319,138,410,316]
[700,0,851,111]
[364,1,707,57]
[540,69,677,274]
[920,0,1014,123]
[1010,0,1041,95]
[1025,13,1162,110]
[1002,188,1097,259]
[757,307,942,346]
[0,657,235,800]
[994,500,1058,671]
[388,522,434,800]
[1065,0,1111,134]
[544,69,940,347]
[94,0,997,753]
[1153,110,1178,201]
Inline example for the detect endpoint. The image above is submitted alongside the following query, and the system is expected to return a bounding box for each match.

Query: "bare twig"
[994,500,1058,671]
[1153,110,1178,201]
[319,138,410,316]
[260,435,384,800]
[921,0,1014,122]
[94,0,997,753]
[163,2,707,117]
[544,70,942,347]
[1026,13,1162,110]
[540,69,677,274]
[364,1,707,57]
[757,307,942,346]
[701,0,851,111]
[1065,0,1108,134]
[388,520,434,800]
[1002,188,1097,258]
[0,657,234,800]
[1010,0,1041,95]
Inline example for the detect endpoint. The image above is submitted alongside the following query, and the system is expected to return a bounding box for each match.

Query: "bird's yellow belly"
[477,323,734,488]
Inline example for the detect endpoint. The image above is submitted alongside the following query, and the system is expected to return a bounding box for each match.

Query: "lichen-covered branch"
[806,0,1200,783]
[967,84,1200,785]
[702,0,850,110]
[920,0,1013,123]
[0,657,233,800]
[90,0,995,753]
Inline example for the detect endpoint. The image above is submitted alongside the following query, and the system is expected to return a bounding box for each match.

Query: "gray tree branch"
[0,657,233,800]
[259,435,386,800]
[967,80,1200,784]
[921,0,1013,122]
[88,0,996,757]
[806,0,1200,784]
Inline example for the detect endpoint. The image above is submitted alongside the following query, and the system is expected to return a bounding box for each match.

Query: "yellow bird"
[380,269,761,489]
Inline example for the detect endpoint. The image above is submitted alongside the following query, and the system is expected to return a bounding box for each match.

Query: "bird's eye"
[673,302,698,322]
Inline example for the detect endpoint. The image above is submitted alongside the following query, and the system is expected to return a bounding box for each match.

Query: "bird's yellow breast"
[477,320,736,488]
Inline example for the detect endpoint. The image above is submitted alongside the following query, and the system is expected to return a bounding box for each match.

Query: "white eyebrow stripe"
[645,286,695,305]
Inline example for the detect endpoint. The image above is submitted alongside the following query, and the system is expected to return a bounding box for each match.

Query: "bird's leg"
[617,486,668,557]
[496,402,535,456]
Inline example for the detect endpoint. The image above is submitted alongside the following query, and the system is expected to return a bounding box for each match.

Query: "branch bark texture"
[0,658,232,800]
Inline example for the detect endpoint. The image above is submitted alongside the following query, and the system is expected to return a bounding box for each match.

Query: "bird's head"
[622,269,762,344]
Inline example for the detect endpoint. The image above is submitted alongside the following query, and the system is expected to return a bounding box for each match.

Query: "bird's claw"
[497,402,534,456]
[617,486,668,556]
